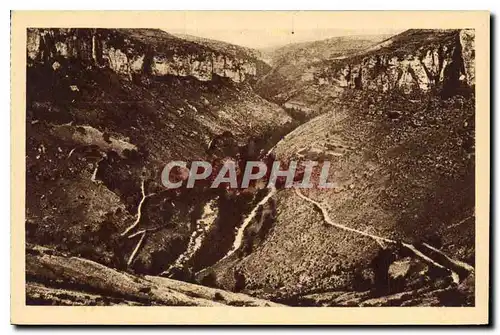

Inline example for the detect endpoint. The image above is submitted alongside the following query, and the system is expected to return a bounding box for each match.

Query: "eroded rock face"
[26,28,258,83]
[316,29,475,96]
[459,29,475,86]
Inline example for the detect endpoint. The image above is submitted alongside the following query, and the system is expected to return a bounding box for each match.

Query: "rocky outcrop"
[317,29,475,96]
[26,245,283,306]
[459,29,475,86]
[27,28,259,83]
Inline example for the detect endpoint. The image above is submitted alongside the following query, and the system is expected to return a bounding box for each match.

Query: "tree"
[234,270,246,292]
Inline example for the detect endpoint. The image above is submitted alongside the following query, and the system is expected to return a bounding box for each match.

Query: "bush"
[200,272,217,288]
[213,292,225,301]
[234,271,246,292]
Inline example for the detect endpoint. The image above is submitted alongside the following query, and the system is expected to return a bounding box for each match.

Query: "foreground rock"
[26,245,283,307]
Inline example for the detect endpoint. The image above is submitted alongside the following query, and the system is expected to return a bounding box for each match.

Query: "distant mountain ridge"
[260,34,394,66]
[171,32,265,62]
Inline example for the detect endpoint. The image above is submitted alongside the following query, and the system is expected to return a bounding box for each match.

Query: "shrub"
[200,272,218,288]
[213,292,225,301]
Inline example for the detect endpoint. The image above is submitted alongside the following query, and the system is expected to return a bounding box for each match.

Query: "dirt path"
[294,188,474,283]
[121,179,156,237]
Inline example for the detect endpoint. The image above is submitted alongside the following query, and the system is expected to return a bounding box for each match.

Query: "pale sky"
[161,12,405,49]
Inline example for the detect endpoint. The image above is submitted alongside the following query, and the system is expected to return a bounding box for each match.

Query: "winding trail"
[121,179,156,237]
[67,147,76,159]
[294,188,474,283]
[447,214,475,229]
[90,157,104,183]
[422,242,475,273]
[294,188,393,244]
[127,231,146,266]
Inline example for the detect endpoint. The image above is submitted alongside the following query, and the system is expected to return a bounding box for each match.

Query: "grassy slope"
[209,86,475,306]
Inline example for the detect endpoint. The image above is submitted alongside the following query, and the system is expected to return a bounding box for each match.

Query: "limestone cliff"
[27,28,263,83]
[258,29,475,108]
[317,29,475,96]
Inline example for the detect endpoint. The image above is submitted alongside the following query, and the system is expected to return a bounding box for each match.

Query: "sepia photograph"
[10,11,490,325]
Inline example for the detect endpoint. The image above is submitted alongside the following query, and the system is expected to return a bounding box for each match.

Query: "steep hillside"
[206,91,475,305]
[25,28,292,299]
[25,28,476,307]
[256,34,391,107]
[203,29,476,307]
[257,30,475,115]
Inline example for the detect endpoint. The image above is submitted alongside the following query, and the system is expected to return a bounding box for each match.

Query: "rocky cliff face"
[317,29,475,96]
[255,35,390,104]
[27,28,262,83]
[258,29,475,109]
